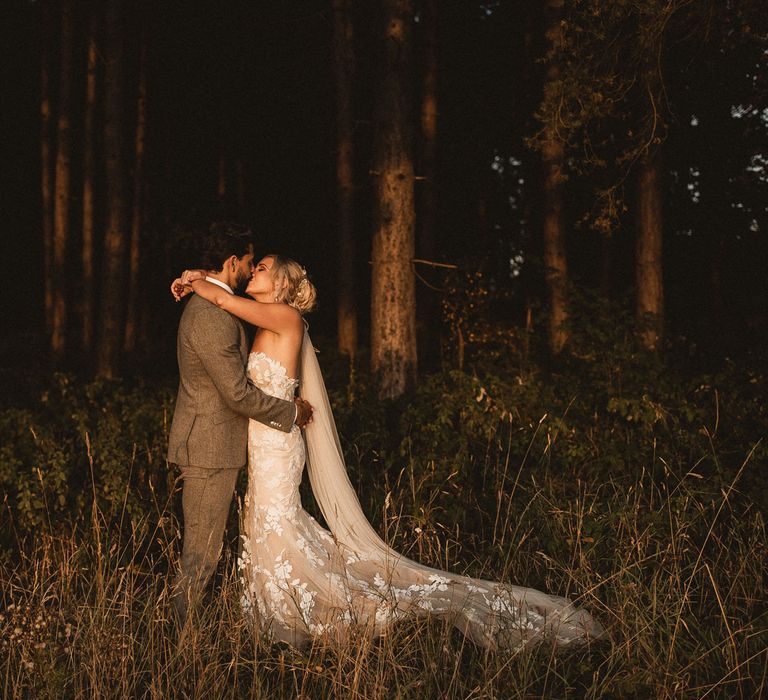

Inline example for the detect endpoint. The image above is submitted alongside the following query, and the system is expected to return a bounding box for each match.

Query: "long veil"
[298,330,604,649]
[299,330,395,559]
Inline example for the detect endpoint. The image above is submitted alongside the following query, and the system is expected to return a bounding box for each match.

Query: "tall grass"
[2,426,765,699]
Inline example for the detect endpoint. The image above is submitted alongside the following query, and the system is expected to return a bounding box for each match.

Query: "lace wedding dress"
[238,332,604,650]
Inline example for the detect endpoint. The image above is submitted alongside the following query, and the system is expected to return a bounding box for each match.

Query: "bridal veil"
[298,330,604,649]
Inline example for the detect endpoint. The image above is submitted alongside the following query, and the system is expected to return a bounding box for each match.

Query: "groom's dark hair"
[200,221,254,271]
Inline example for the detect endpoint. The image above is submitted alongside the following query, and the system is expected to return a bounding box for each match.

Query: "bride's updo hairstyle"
[269,255,317,314]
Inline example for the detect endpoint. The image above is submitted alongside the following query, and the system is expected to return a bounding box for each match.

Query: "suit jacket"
[167,294,295,469]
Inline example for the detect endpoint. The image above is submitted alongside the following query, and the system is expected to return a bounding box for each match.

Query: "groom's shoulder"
[180,294,237,331]
[183,294,225,317]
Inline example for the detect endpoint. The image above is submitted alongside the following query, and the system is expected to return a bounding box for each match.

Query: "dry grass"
[2,444,766,700]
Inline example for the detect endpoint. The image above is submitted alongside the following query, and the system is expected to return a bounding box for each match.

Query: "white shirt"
[203,275,298,426]
[204,276,234,294]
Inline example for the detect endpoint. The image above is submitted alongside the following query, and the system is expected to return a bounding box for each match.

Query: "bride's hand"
[171,277,190,302]
[171,269,207,302]
[181,269,207,285]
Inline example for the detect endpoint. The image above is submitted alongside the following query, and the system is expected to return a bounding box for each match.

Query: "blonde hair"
[267,255,317,314]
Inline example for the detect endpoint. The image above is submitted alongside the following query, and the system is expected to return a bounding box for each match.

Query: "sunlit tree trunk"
[52,0,75,360]
[417,0,439,361]
[40,0,54,338]
[98,0,128,377]
[82,7,98,351]
[333,0,357,359]
[635,145,664,349]
[541,0,569,355]
[419,0,438,263]
[371,0,417,399]
[635,52,664,351]
[125,35,148,354]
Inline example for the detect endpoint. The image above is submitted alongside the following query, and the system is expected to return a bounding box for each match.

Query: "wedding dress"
[238,331,604,650]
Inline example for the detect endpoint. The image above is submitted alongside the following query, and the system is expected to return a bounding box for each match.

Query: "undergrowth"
[1,296,766,698]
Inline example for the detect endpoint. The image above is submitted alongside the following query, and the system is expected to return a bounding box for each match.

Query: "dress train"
[238,333,605,650]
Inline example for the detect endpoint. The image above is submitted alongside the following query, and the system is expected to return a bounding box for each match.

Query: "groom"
[167,222,312,626]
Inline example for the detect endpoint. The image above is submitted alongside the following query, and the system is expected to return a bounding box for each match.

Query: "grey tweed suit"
[167,293,295,623]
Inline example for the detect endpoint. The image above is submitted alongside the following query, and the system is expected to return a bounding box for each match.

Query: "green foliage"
[0,295,764,548]
[0,374,175,537]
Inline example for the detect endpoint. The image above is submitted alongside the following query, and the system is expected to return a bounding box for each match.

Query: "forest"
[1,0,767,697]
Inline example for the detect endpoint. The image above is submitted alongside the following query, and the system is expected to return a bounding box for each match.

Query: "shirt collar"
[204,276,234,295]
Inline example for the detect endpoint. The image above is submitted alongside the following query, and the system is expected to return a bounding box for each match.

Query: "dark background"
[2,0,767,389]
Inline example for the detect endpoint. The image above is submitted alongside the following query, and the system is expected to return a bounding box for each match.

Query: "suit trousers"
[171,464,241,625]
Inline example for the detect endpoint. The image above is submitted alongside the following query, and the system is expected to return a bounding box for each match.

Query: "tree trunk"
[97,0,128,377]
[371,0,417,399]
[635,51,664,351]
[52,0,75,360]
[125,34,148,354]
[82,6,98,351]
[541,0,569,355]
[419,0,438,263]
[417,0,439,363]
[333,0,357,359]
[635,147,664,350]
[40,0,54,338]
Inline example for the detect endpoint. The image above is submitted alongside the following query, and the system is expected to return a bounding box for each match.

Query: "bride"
[174,256,605,650]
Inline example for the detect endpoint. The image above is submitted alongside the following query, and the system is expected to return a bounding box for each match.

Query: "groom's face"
[233,245,255,293]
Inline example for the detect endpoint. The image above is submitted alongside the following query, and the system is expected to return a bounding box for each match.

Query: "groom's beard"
[234,270,250,294]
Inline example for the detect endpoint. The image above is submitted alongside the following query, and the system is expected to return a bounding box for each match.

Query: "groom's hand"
[294,397,313,429]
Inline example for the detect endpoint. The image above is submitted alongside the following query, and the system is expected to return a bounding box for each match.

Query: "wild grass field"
[1,332,766,698]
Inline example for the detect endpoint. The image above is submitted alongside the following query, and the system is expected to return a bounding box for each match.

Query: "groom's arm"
[190,307,295,433]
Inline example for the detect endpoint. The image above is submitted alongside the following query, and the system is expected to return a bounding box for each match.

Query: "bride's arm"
[184,273,302,335]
